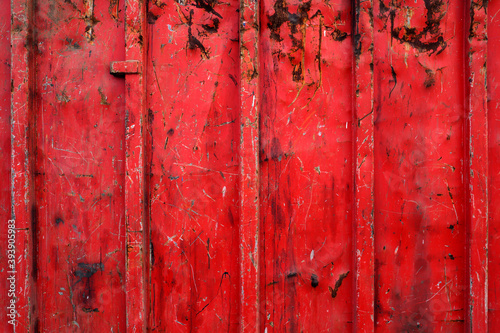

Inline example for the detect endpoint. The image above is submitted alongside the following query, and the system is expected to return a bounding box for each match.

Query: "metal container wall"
[0,0,498,332]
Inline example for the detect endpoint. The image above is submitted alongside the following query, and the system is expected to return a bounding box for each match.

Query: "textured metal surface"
[0,0,499,332]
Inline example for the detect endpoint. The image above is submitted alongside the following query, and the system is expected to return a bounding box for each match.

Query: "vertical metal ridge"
[11,0,37,330]
[353,0,375,331]
[124,0,148,331]
[239,0,261,330]
[465,0,489,331]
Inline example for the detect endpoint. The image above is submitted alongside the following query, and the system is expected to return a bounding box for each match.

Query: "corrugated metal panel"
[0,0,498,332]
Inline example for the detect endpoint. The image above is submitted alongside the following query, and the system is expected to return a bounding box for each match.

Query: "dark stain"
[74,262,104,304]
[353,0,362,59]
[201,18,220,34]
[424,69,436,88]
[469,0,487,41]
[311,274,319,288]
[31,204,38,281]
[270,197,285,228]
[65,37,81,50]
[379,0,447,55]
[286,272,298,278]
[98,87,110,106]
[74,262,104,284]
[448,254,455,260]
[447,185,453,201]
[292,62,303,82]
[34,318,40,333]
[228,74,238,86]
[147,11,159,24]
[187,10,210,59]
[108,0,120,21]
[150,240,155,266]
[267,0,312,42]
[331,28,348,42]
[167,128,175,136]
[270,137,283,161]
[193,0,222,19]
[390,65,397,97]
[328,271,349,299]
[83,0,100,43]
[227,209,234,226]
[82,307,99,313]
[55,217,64,226]
[206,238,210,269]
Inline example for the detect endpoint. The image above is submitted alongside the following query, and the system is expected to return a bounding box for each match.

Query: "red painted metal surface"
[1,0,500,332]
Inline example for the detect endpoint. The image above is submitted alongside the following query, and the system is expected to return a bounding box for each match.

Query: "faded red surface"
[0,0,498,332]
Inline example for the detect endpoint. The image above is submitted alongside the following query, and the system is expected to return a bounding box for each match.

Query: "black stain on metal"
[228,74,238,86]
[31,204,38,281]
[193,0,223,19]
[390,65,397,97]
[331,28,348,42]
[206,238,210,269]
[55,217,64,226]
[187,10,210,59]
[267,0,312,41]
[379,0,447,55]
[328,271,349,299]
[311,274,319,288]
[201,18,220,34]
[73,261,104,304]
[424,69,436,88]
[147,12,159,24]
[74,262,104,285]
[82,307,99,313]
[34,318,40,333]
[150,240,155,266]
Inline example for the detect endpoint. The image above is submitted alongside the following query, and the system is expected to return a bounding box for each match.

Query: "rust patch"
[98,87,110,105]
[108,0,120,21]
[83,0,100,43]
[469,0,487,41]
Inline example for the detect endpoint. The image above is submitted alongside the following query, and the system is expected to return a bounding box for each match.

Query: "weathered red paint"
[1,0,500,332]
[0,1,12,333]
[111,60,141,75]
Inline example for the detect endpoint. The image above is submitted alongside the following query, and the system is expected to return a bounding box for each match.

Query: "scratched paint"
[259,0,354,331]
[0,2,12,333]
[9,0,128,331]
[489,1,500,331]
[374,1,468,331]
[1,0,499,332]
[146,0,241,331]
